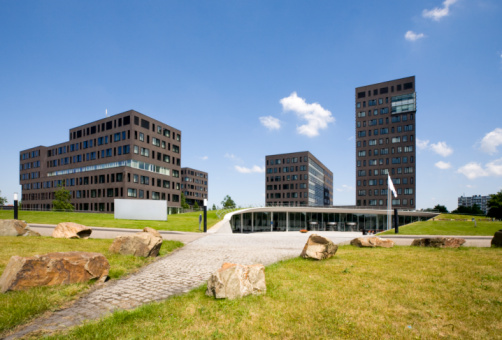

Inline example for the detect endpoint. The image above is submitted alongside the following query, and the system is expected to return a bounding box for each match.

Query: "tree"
[221,195,236,208]
[433,204,449,213]
[193,201,199,210]
[212,204,217,211]
[487,190,502,219]
[180,192,190,209]
[52,185,74,211]
[452,204,483,215]
[0,190,7,206]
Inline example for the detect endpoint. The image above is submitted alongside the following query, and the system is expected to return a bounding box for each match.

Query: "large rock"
[0,219,40,237]
[491,230,502,247]
[411,237,466,248]
[350,236,394,248]
[300,234,338,260]
[0,252,109,293]
[52,222,92,239]
[109,232,162,257]
[206,263,266,299]
[143,227,162,238]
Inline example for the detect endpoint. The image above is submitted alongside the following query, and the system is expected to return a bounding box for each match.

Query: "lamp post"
[13,192,18,220]
[203,199,207,233]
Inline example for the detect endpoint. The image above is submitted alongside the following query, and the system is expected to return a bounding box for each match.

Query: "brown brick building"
[355,76,416,209]
[19,110,183,212]
[265,151,333,207]
[181,167,208,207]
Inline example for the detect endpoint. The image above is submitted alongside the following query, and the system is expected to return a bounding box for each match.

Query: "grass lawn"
[44,246,502,339]
[380,213,501,236]
[0,236,183,335]
[0,210,221,232]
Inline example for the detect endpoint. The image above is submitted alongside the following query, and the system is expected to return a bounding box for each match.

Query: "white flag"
[388,174,397,198]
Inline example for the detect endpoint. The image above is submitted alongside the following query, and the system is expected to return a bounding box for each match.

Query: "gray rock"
[52,222,92,239]
[411,237,465,248]
[206,263,266,299]
[491,230,502,247]
[301,234,338,260]
[109,232,162,257]
[0,220,39,237]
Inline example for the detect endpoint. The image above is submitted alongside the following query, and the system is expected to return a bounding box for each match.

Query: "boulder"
[52,222,92,239]
[411,237,466,248]
[0,219,40,237]
[300,234,338,260]
[109,232,162,257]
[143,227,162,238]
[350,236,394,248]
[0,252,109,293]
[491,230,502,247]
[206,263,266,299]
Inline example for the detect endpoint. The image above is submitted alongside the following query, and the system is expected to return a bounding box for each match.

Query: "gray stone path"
[4,231,361,339]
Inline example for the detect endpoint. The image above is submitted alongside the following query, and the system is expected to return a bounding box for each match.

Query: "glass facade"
[230,209,432,233]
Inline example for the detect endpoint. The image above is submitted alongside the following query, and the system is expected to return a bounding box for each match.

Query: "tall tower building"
[355,76,416,209]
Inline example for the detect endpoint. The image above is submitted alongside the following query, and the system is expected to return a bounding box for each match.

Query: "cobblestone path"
[5,232,360,339]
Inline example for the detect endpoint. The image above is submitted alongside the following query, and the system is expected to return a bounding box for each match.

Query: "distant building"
[181,167,208,207]
[355,76,417,209]
[265,151,333,207]
[458,195,492,215]
[19,110,182,212]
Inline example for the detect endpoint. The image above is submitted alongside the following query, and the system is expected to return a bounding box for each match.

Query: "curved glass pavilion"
[228,207,438,233]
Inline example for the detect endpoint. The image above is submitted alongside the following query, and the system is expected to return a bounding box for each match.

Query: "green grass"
[380,213,501,236]
[0,210,221,232]
[44,246,502,339]
[0,236,183,335]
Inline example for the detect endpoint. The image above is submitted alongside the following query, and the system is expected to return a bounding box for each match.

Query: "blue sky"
[1,0,501,211]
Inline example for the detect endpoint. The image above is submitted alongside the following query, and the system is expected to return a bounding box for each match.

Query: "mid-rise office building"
[458,195,492,215]
[355,76,416,209]
[181,167,208,207]
[19,110,183,212]
[265,151,333,207]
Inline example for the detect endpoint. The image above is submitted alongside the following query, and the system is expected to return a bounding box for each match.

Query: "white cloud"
[457,158,502,179]
[435,161,451,169]
[416,139,430,150]
[201,156,208,160]
[234,165,265,174]
[417,139,453,156]
[430,141,453,157]
[280,92,334,137]
[423,0,458,21]
[480,128,502,154]
[336,184,353,192]
[259,116,281,130]
[405,31,425,41]
[466,184,475,188]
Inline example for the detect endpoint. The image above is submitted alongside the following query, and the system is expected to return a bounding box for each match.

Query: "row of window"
[135,131,180,153]
[358,188,414,196]
[357,156,414,167]
[357,136,414,148]
[357,115,413,127]
[266,174,308,182]
[357,198,414,206]
[181,169,207,178]
[266,183,308,191]
[266,165,308,174]
[20,150,40,160]
[181,184,207,191]
[357,125,413,138]
[266,156,308,166]
[267,192,307,199]
[357,146,413,157]
[20,161,40,170]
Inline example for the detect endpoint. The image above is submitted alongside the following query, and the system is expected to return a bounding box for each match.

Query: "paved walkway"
[4,231,362,339]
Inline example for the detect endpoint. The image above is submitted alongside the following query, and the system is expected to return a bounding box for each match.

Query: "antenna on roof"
[105,109,108,117]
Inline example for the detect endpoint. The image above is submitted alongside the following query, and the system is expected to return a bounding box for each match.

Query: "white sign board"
[114,199,167,221]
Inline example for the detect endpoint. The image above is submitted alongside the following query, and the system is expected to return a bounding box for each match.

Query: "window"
[357,111,366,118]
[358,131,366,137]
[139,133,144,142]
[380,107,389,114]
[173,145,179,153]
[152,191,160,200]
[140,148,149,157]
[358,151,366,157]
[392,157,401,164]
[127,188,137,197]
[392,137,401,143]
[114,133,120,142]
[380,128,389,134]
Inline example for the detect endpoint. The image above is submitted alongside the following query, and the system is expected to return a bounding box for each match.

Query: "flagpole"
[387,184,391,230]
